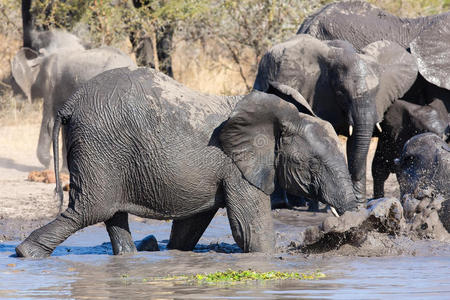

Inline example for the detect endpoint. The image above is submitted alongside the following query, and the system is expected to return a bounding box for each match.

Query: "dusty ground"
[0,120,400,243]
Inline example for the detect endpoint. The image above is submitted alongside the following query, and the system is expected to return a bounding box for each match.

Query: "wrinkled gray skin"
[15,67,358,258]
[11,30,135,169]
[254,34,418,202]
[396,133,450,199]
[298,1,450,111]
[373,100,450,198]
[397,133,450,233]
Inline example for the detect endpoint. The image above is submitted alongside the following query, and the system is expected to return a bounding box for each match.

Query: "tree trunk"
[22,0,33,48]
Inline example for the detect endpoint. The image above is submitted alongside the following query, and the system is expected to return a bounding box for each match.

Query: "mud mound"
[300,198,404,254]
[292,197,449,256]
[402,191,450,241]
[28,170,69,184]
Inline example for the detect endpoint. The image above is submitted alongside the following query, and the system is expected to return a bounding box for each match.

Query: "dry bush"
[0,0,448,124]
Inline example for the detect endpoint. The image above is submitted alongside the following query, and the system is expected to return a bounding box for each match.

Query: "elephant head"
[29,30,86,55]
[395,133,450,199]
[253,34,418,201]
[11,30,86,103]
[220,90,358,214]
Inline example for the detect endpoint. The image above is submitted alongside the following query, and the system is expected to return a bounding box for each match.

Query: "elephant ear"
[410,13,450,90]
[361,40,418,122]
[220,91,300,194]
[11,48,40,102]
[265,81,316,116]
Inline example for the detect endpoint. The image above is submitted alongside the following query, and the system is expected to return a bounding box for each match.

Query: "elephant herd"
[13,1,449,258]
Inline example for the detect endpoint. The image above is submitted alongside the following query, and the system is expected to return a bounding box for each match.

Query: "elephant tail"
[53,106,72,212]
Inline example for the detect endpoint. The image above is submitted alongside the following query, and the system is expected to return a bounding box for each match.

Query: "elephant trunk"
[321,158,359,215]
[336,177,359,215]
[346,118,375,204]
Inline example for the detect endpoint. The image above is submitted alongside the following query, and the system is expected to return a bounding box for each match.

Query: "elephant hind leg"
[105,212,137,255]
[16,206,108,258]
[167,208,218,251]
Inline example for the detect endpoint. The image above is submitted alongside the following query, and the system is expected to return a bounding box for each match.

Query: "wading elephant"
[396,133,450,199]
[373,100,450,198]
[254,34,418,202]
[15,67,359,258]
[298,1,450,111]
[11,37,135,169]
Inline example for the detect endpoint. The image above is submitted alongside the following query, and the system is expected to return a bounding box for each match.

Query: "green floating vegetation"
[194,269,325,283]
[138,269,325,285]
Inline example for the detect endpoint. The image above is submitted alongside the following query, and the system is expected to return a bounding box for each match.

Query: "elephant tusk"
[349,125,353,137]
[330,206,339,217]
[376,122,382,133]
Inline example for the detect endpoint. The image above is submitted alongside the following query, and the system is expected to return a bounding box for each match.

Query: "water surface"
[1,213,449,299]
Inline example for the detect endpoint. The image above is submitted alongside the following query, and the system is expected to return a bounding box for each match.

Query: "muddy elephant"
[15,67,359,258]
[298,1,450,111]
[397,133,450,233]
[11,32,135,169]
[254,34,418,202]
[396,133,450,199]
[373,100,450,198]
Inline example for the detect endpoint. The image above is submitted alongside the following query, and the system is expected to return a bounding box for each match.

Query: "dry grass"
[172,40,254,95]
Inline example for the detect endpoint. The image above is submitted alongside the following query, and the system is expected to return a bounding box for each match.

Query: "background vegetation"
[0,0,448,123]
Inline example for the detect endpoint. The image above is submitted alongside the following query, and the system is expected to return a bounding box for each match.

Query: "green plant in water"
[154,269,325,283]
[194,269,325,283]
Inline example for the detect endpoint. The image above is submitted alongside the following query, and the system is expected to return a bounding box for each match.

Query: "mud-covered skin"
[373,100,450,198]
[298,1,450,113]
[396,133,450,199]
[11,34,135,170]
[396,134,450,237]
[254,34,417,202]
[15,68,359,258]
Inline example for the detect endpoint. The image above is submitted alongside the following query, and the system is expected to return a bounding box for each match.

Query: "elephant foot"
[113,242,138,255]
[136,235,159,252]
[15,240,52,258]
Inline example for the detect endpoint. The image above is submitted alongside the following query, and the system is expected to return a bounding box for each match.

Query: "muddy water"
[1,211,449,299]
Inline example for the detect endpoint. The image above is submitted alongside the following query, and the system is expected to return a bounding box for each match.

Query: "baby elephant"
[16,68,358,258]
[372,100,449,198]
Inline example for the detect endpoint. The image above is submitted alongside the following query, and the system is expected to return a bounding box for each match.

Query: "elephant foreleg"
[167,208,218,251]
[372,144,391,199]
[105,212,137,255]
[223,171,275,253]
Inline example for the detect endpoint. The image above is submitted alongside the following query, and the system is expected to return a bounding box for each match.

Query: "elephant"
[396,133,450,199]
[253,34,418,202]
[11,36,136,169]
[298,1,450,111]
[373,99,450,198]
[15,67,359,258]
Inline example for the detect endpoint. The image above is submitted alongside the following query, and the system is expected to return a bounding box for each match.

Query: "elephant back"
[297,1,425,50]
[298,1,449,90]
[410,12,450,90]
